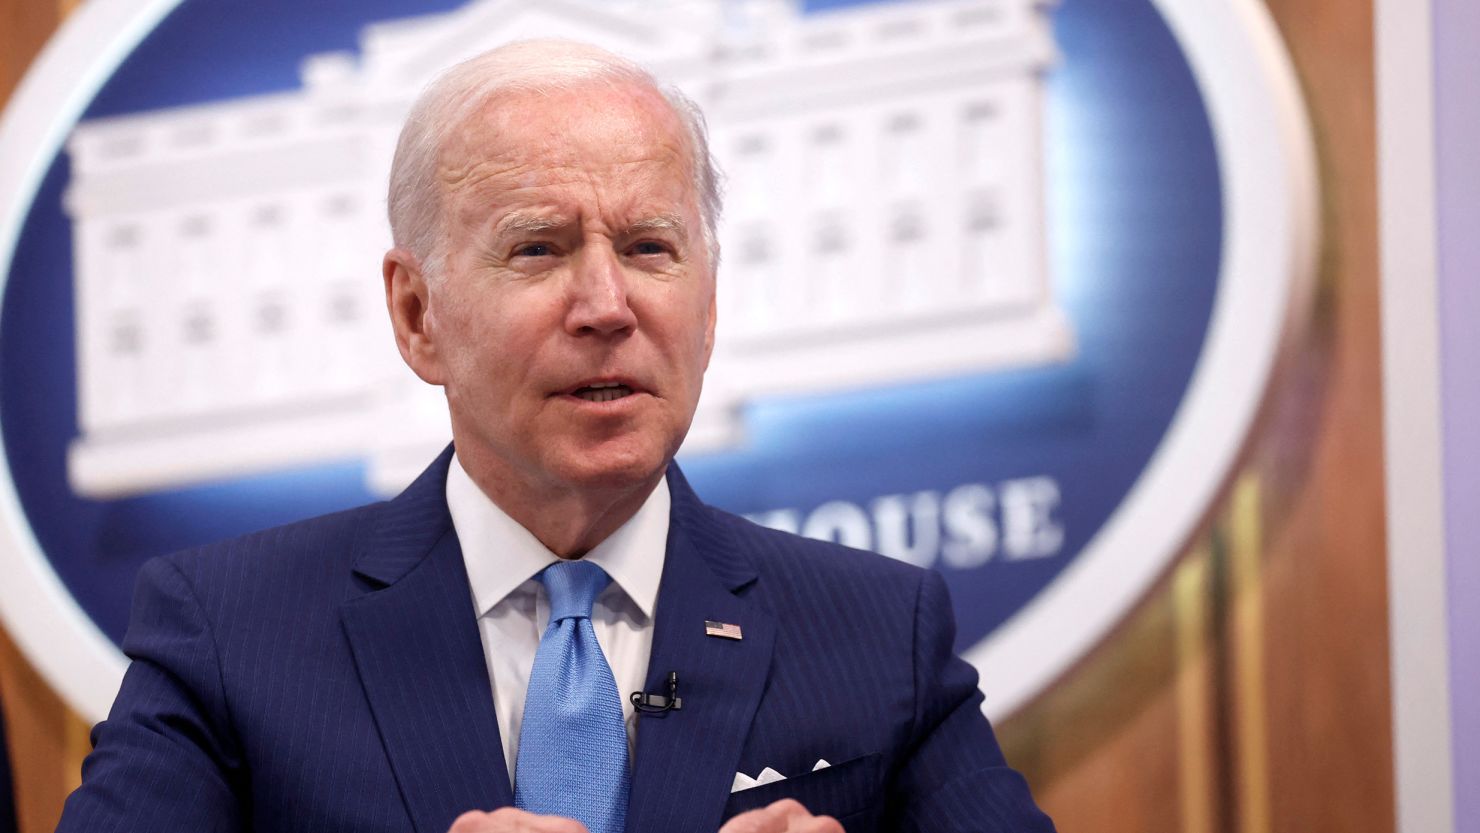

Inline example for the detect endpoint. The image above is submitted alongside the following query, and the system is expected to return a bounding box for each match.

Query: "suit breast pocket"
[722,752,882,822]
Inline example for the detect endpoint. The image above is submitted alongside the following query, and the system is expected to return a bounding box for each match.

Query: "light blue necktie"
[514,560,629,833]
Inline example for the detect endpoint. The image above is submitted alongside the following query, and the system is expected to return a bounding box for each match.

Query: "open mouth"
[571,382,635,403]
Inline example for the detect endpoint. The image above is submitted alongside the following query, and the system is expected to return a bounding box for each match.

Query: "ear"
[383,248,446,385]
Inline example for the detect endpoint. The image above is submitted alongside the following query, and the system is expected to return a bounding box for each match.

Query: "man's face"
[401,81,716,495]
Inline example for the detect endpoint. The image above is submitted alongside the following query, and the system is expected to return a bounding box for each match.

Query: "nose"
[565,242,638,337]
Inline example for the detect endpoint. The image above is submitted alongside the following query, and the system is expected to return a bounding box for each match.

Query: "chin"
[549,443,670,492]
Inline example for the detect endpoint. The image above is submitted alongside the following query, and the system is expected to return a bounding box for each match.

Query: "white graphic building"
[63,0,1072,498]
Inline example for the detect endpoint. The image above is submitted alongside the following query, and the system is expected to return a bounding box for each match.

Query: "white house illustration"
[63,0,1072,499]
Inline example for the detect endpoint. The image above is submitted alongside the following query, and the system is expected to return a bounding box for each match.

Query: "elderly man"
[57,40,1054,833]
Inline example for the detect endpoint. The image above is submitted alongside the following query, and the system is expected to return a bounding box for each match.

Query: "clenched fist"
[718,799,845,833]
[446,807,590,833]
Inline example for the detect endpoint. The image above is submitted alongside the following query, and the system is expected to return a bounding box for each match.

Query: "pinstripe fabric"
[636,467,1057,833]
[56,448,1053,832]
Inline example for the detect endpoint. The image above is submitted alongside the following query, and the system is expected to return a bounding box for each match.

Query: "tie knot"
[539,559,611,622]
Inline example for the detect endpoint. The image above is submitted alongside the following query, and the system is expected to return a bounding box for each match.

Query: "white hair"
[386,39,724,278]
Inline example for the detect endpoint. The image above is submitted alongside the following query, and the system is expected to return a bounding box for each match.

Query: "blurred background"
[0,0,1470,831]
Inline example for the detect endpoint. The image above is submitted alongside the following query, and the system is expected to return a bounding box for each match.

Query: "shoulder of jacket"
[159,500,386,583]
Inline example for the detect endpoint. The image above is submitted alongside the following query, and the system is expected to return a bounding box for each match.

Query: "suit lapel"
[626,467,777,833]
[340,448,513,833]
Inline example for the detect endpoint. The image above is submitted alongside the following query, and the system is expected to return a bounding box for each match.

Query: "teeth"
[575,385,633,403]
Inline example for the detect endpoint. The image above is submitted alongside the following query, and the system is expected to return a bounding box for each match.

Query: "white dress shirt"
[445,453,668,788]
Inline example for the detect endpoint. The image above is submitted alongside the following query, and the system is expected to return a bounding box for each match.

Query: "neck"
[455,450,666,559]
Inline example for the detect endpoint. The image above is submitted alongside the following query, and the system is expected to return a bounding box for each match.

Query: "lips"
[573,382,634,403]
[561,378,644,404]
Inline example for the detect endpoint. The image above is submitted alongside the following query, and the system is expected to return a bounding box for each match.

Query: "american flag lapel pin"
[705,620,743,640]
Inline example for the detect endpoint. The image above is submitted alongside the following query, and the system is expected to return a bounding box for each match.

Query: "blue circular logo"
[0,0,1316,720]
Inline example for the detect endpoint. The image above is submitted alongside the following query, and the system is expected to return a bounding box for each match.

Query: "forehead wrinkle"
[445,128,682,184]
[439,101,702,241]
[437,151,524,190]
[441,79,697,179]
[449,155,663,214]
[566,173,695,242]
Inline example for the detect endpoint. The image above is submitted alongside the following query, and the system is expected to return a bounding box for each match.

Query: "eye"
[513,243,553,258]
[629,240,669,256]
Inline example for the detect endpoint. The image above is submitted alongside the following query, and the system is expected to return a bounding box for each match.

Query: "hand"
[446,807,590,832]
[718,798,844,833]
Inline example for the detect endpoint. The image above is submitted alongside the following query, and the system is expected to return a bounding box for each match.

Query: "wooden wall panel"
[0,1,1392,832]
[1255,0,1392,830]
[0,0,59,105]
[0,629,82,833]
[1002,0,1393,832]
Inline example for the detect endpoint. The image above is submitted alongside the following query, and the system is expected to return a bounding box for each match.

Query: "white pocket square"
[730,760,831,793]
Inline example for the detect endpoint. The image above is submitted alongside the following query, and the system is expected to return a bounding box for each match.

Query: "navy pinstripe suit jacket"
[57,449,1054,833]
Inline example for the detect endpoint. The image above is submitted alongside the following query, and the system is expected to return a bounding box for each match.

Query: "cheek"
[430,302,510,387]
[650,307,709,370]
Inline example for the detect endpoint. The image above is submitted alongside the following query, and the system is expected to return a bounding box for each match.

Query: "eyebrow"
[626,214,688,235]
[491,212,689,238]
[494,212,569,237]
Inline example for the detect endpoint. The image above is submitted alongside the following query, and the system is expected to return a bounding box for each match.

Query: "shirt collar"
[446,452,668,621]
